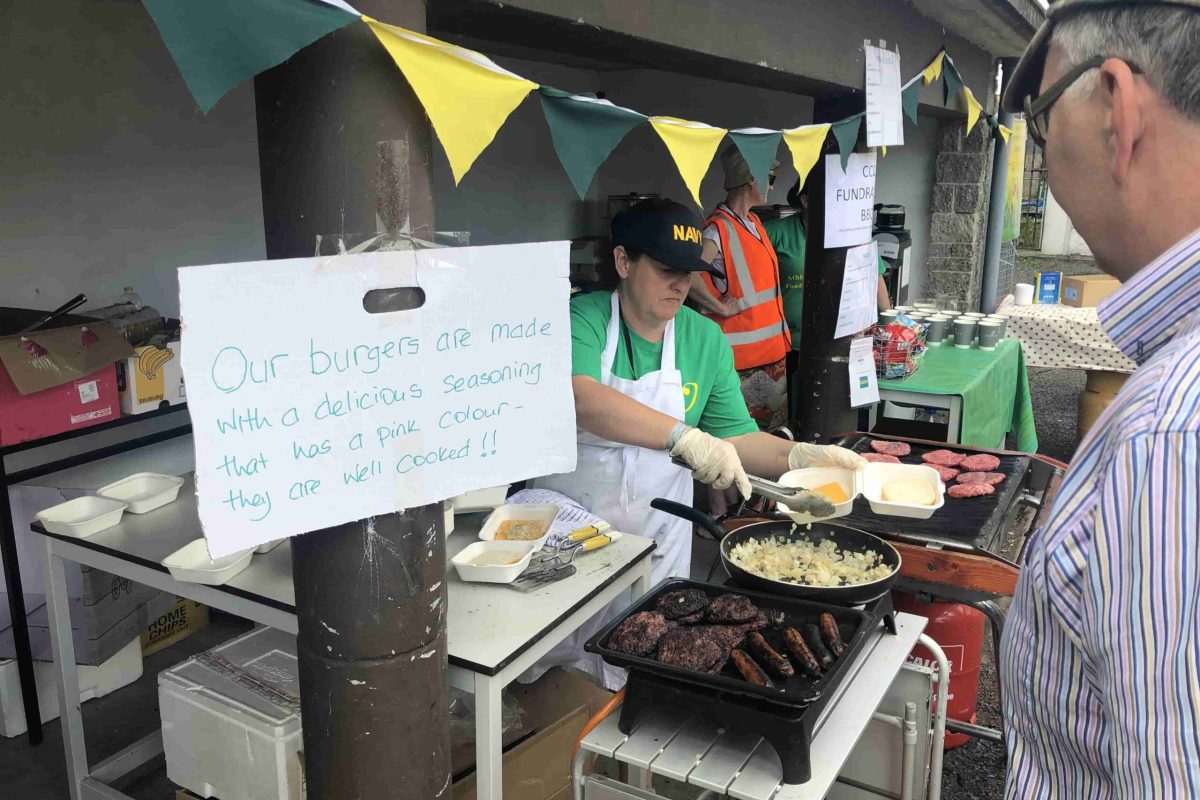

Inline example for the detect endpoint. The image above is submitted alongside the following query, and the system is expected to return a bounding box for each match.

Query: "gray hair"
[1051,6,1200,120]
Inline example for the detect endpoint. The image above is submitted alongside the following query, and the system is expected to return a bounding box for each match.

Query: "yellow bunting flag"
[648,116,728,207]
[998,124,1014,145]
[922,51,945,86]
[963,87,983,135]
[881,146,888,158]
[365,17,537,184]
[781,123,831,194]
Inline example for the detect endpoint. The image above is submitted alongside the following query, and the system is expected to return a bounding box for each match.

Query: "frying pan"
[651,498,901,605]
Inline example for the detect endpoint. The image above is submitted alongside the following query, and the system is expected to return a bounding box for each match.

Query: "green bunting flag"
[538,88,646,199]
[942,58,965,107]
[727,129,784,196]
[831,114,863,171]
[141,0,359,113]
[901,81,921,126]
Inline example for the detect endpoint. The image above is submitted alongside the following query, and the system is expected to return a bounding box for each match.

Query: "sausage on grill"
[746,632,794,679]
[730,648,771,686]
[803,623,835,670]
[783,627,824,677]
[819,613,846,657]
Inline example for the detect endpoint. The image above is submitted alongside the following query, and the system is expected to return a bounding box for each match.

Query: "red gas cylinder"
[891,592,986,749]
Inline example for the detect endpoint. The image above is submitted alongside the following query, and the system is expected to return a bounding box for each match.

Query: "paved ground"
[2,253,1096,799]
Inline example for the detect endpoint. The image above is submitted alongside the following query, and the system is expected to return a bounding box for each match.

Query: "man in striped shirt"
[1000,1,1200,796]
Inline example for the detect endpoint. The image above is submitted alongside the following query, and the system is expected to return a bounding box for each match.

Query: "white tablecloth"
[998,299,1136,373]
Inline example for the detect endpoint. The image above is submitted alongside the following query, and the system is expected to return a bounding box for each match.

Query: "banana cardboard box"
[117,339,185,414]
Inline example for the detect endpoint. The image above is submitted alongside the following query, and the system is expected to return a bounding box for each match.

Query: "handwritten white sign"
[835,241,879,339]
[865,42,904,148]
[179,243,577,557]
[824,152,877,249]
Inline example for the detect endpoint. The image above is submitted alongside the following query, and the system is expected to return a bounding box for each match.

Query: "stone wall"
[926,121,994,311]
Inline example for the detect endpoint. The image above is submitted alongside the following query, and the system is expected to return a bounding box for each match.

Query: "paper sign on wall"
[848,336,880,408]
[824,151,876,249]
[179,243,577,557]
[834,241,880,339]
[865,41,904,148]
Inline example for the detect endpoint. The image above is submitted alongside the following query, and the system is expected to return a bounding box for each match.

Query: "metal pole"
[979,58,1018,313]
[794,94,865,441]
[0,453,43,744]
[253,1,451,797]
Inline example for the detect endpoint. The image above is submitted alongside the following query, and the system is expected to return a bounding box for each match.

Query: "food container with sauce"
[477,503,561,551]
[776,467,856,523]
[451,541,537,584]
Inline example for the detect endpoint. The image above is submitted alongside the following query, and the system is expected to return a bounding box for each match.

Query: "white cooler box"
[159,626,301,800]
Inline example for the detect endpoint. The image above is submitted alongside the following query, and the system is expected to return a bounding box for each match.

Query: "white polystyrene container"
[162,539,253,585]
[97,472,185,514]
[776,467,856,523]
[35,496,127,538]
[159,626,301,800]
[451,541,537,584]
[450,484,512,513]
[859,462,945,519]
[477,503,560,551]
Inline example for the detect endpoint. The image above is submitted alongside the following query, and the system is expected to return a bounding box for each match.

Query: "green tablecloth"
[884,338,1038,452]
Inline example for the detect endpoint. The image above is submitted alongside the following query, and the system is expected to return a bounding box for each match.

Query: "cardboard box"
[1078,369,1130,439]
[0,589,174,665]
[452,668,613,800]
[141,596,209,656]
[1062,274,1121,307]
[118,339,185,414]
[0,309,133,446]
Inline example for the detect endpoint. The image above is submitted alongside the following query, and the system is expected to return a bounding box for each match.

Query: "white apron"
[522,291,695,689]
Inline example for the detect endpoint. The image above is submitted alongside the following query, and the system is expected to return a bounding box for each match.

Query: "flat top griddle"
[833,432,1033,553]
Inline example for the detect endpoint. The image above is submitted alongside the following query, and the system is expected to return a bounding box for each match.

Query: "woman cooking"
[523,198,865,688]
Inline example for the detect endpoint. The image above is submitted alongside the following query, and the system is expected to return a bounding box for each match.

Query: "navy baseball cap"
[611,198,717,274]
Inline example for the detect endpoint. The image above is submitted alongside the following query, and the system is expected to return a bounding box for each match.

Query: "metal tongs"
[510,524,621,590]
[670,457,836,519]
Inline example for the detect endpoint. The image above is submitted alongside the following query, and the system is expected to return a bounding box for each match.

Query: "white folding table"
[30,473,655,800]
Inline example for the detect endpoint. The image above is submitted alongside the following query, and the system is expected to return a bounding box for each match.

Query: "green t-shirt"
[570,290,758,439]
[762,215,889,349]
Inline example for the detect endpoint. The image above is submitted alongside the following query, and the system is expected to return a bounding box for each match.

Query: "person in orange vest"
[689,145,792,435]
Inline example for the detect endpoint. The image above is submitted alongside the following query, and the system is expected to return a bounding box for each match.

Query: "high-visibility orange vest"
[701,206,792,370]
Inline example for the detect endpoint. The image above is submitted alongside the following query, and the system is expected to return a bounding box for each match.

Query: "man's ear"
[613,246,632,279]
[1099,58,1144,183]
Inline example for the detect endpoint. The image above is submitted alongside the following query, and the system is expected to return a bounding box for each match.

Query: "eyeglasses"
[1023,57,1142,147]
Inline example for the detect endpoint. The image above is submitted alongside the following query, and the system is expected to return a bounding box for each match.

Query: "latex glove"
[788,442,867,471]
[671,428,752,498]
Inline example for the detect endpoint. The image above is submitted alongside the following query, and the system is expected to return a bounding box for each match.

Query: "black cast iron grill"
[587,579,896,784]
[834,433,1034,552]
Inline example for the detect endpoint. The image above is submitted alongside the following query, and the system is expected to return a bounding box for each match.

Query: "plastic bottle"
[118,286,143,310]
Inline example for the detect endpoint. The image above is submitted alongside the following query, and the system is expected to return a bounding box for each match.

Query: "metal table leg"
[0,456,43,744]
[44,536,87,800]
[474,673,504,800]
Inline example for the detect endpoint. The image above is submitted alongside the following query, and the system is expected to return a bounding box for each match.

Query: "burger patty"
[607,611,669,656]
[961,453,1002,472]
[676,609,706,624]
[656,588,709,620]
[956,471,1004,486]
[870,440,911,457]
[657,627,726,672]
[922,449,965,467]
[947,482,996,499]
[706,593,759,624]
[929,464,960,483]
[862,453,901,464]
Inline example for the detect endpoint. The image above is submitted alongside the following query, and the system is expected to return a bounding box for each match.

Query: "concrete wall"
[0,2,267,319]
[875,116,941,301]
[1040,189,1093,256]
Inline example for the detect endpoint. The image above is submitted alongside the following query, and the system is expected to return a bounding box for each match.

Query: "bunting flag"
[831,114,863,171]
[366,18,537,184]
[539,88,645,199]
[140,0,359,113]
[922,51,946,86]
[963,86,983,135]
[942,57,965,106]
[998,124,1014,145]
[881,146,888,158]
[901,80,921,125]
[728,128,784,196]
[781,123,831,193]
[649,117,728,207]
